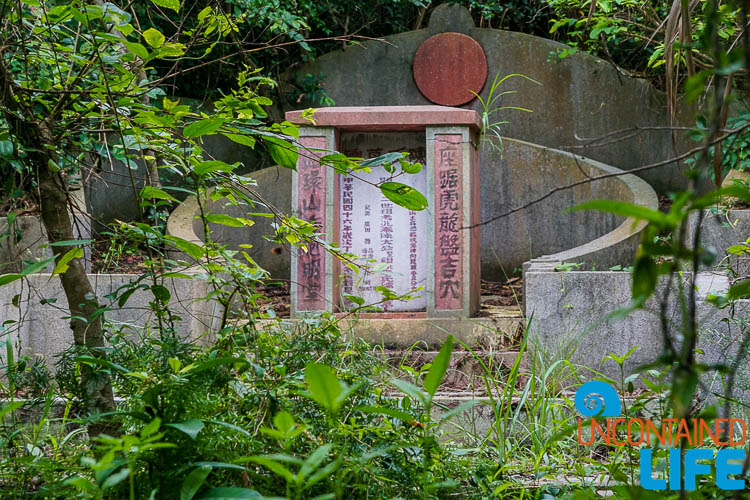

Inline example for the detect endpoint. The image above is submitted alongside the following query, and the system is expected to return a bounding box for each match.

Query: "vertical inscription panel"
[296,135,328,311]
[340,132,428,311]
[434,134,463,311]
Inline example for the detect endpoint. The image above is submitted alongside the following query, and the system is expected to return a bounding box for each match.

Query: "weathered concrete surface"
[1,191,91,274]
[0,216,51,274]
[166,168,293,279]
[687,209,750,276]
[525,270,750,387]
[0,274,218,368]
[338,308,524,350]
[282,3,698,194]
[85,132,269,236]
[168,138,657,281]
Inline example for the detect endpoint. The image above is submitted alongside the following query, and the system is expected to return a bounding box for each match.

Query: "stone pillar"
[291,127,338,315]
[427,126,480,317]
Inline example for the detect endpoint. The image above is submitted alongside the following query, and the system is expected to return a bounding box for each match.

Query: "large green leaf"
[571,200,667,225]
[0,256,56,287]
[165,236,204,260]
[728,279,750,300]
[193,160,235,176]
[360,152,404,167]
[221,133,256,148]
[149,0,180,13]
[423,335,454,398]
[199,488,262,499]
[389,378,427,405]
[181,465,212,500]
[142,27,165,48]
[265,136,298,170]
[380,182,428,211]
[53,248,83,275]
[304,362,342,412]
[184,118,225,138]
[632,255,658,300]
[141,186,178,202]
[204,214,253,227]
[166,419,204,440]
[298,444,332,484]
[246,456,294,483]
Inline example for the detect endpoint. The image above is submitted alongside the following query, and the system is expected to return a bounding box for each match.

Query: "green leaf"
[149,0,180,12]
[0,274,23,287]
[193,160,235,176]
[166,419,204,440]
[299,444,332,483]
[423,335,453,398]
[182,358,249,375]
[389,378,427,405]
[632,255,658,300]
[357,405,416,424]
[181,465,212,500]
[728,279,750,300]
[265,136,298,170]
[273,411,295,433]
[246,456,294,483]
[727,244,749,255]
[6,256,56,283]
[206,420,253,438]
[47,239,93,247]
[305,362,342,412]
[123,41,148,60]
[165,236,204,260]
[360,152,404,167]
[141,186,178,202]
[0,402,23,421]
[204,214,253,227]
[53,248,83,275]
[143,27,166,48]
[380,182,428,211]
[151,284,171,303]
[184,118,225,138]
[221,133,256,148]
[571,200,667,225]
[199,488,262,500]
[155,43,186,58]
[102,468,129,490]
[439,400,480,423]
[74,356,129,373]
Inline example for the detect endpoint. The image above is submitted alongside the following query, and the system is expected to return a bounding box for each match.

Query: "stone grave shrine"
[286,106,481,318]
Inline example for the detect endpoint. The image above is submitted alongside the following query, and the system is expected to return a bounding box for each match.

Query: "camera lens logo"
[574,380,621,418]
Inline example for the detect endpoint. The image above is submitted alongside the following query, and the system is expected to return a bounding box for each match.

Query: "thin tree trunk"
[0,60,115,434]
[35,140,115,420]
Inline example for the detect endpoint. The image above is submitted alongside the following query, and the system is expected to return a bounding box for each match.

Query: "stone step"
[375,349,527,394]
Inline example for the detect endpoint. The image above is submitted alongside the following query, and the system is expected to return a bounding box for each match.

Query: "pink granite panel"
[434,134,463,310]
[297,135,327,311]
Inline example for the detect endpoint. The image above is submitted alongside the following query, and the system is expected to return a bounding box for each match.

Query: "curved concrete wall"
[166,167,293,278]
[166,138,657,281]
[281,4,697,194]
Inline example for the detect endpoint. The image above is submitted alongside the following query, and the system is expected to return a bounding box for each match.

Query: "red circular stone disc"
[413,33,487,106]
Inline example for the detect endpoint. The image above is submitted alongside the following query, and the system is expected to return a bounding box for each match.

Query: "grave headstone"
[287,106,481,318]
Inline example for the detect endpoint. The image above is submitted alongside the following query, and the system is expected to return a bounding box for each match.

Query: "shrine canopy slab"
[285,106,482,132]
